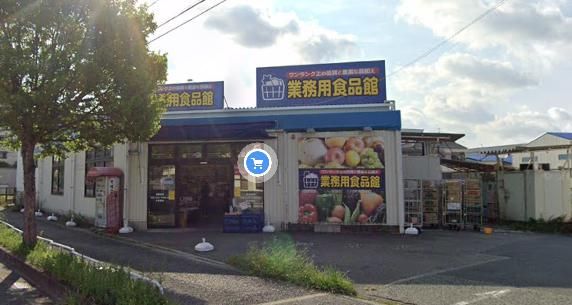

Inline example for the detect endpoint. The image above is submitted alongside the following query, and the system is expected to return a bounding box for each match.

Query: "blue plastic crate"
[240,224,262,233]
[223,224,241,233]
[223,215,241,225]
[240,215,262,225]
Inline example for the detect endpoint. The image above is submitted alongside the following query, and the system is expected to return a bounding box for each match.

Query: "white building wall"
[15,152,25,193]
[534,171,572,220]
[26,128,405,230]
[30,144,140,222]
[263,138,281,228]
[127,143,149,230]
[511,148,572,170]
[527,134,570,147]
[502,170,572,221]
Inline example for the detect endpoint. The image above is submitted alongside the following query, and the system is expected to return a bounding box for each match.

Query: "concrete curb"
[0,246,68,304]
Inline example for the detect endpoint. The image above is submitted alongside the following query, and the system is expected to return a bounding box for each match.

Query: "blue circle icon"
[244,149,272,177]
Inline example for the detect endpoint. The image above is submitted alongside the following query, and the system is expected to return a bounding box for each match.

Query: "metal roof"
[547,132,572,140]
[466,144,526,155]
[401,131,465,142]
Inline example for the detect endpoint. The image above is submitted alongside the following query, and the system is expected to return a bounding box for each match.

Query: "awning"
[87,167,124,177]
[151,121,276,142]
[161,107,401,131]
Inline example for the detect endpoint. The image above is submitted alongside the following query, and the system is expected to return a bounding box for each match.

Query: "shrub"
[0,224,172,305]
[229,236,356,296]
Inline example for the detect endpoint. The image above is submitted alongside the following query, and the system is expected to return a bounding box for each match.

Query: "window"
[207,143,231,159]
[85,148,113,197]
[51,157,64,195]
[178,144,202,159]
[558,154,570,160]
[150,145,175,160]
[0,151,7,159]
[521,156,538,163]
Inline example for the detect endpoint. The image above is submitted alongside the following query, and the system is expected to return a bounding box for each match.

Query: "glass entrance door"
[148,164,176,227]
[177,163,233,227]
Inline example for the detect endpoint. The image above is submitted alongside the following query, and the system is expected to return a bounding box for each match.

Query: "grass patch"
[0,223,173,305]
[506,216,572,234]
[228,236,357,296]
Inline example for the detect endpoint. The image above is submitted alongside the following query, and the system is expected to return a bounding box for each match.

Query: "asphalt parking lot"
[129,229,572,305]
[4,208,572,305]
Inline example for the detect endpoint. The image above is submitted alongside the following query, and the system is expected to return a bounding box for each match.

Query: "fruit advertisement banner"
[256,60,387,108]
[298,135,386,225]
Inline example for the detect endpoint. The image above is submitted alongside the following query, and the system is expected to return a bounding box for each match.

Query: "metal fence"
[0,220,164,295]
[0,187,16,206]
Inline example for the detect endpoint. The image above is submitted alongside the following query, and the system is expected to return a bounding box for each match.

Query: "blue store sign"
[156,81,224,111]
[256,60,386,108]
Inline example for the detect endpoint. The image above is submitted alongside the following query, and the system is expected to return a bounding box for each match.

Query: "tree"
[0,0,167,246]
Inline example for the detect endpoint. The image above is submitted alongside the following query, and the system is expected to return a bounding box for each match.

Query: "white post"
[396,131,405,234]
[66,154,77,226]
[120,143,133,234]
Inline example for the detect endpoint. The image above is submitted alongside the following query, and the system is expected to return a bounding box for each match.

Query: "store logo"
[244,149,272,177]
[260,74,285,101]
[302,171,319,189]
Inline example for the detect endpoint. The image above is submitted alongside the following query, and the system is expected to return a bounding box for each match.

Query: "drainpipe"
[119,143,133,233]
[65,154,77,227]
[396,132,405,234]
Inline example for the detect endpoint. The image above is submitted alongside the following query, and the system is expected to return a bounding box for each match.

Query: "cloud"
[474,107,572,146]
[298,33,356,62]
[205,5,299,48]
[395,53,537,94]
[204,4,357,62]
[393,0,572,146]
[395,0,572,59]
[150,1,359,108]
[394,52,542,140]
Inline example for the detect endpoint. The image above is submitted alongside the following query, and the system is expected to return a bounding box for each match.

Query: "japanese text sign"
[156,82,224,111]
[299,169,385,191]
[256,61,386,107]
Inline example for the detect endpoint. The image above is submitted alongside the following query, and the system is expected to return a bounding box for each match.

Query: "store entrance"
[148,143,265,230]
[177,163,233,228]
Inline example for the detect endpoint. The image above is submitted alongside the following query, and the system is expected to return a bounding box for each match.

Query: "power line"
[149,0,228,43]
[148,0,160,8]
[387,0,508,78]
[157,0,207,29]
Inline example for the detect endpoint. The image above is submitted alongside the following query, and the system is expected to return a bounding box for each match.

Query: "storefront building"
[17,60,406,233]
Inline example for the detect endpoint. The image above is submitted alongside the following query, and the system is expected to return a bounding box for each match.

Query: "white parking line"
[453,289,511,305]
[386,255,509,286]
[255,293,328,305]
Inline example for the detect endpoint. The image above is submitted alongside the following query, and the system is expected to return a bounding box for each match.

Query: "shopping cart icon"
[251,158,264,169]
[244,148,272,177]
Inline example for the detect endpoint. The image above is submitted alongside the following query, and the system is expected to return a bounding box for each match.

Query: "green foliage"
[507,216,572,234]
[0,0,168,155]
[228,236,357,296]
[0,224,173,305]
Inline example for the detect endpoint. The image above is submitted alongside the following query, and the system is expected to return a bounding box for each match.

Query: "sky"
[143,0,572,148]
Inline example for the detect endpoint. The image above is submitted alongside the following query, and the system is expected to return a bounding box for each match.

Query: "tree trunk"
[21,141,37,247]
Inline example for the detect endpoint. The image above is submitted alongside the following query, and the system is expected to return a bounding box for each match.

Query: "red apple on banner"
[325,147,345,165]
[344,137,365,152]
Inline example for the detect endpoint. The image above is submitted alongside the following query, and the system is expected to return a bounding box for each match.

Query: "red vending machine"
[87,167,123,233]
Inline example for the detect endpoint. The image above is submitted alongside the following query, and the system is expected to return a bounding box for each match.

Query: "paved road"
[6,209,572,305]
[0,261,52,305]
[128,225,572,305]
[1,211,385,305]
[358,232,572,305]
